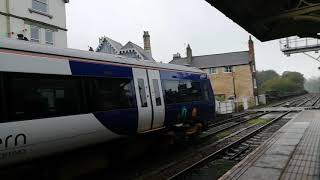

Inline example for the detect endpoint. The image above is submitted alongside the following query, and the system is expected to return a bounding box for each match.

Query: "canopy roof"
[205,0,320,41]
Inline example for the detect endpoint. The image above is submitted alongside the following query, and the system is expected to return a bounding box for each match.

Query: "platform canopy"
[205,0,320,41]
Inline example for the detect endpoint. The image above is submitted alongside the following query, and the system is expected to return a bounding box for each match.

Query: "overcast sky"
[66,0,320,79]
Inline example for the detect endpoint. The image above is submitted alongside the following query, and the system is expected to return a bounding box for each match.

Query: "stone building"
[96,31,155,61]
[169,37,258,109]
[0,0,69,47]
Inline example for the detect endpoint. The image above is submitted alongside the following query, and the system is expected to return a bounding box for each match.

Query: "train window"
[90,78,135,111]
[186,81,202,101]
[138,78,148,107]
[8,74,81,121]
[163,80,202,104]
[203,82,210,101]
[152,79,162,106]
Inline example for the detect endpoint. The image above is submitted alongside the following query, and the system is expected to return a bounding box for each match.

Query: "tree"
[263,77,298,93]
[282,71,305,91]
[257,70,279,90]
[257,70,305,94]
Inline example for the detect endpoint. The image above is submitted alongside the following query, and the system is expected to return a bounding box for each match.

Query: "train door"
[147,70,165,129]
[133,68,152,132]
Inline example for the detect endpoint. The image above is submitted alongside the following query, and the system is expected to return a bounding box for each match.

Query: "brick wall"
[205,64,257,108]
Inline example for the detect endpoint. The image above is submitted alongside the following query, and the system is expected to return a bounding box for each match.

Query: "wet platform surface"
[219,110,320,180]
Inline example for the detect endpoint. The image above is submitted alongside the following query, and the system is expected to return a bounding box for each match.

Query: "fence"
[216,100,235,114]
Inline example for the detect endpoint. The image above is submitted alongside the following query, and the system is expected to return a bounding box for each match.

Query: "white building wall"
[0,0,6,12]
[9,0,67,28]
[0,0,68,47]
[55,29,67,48]
[0,15,7,38]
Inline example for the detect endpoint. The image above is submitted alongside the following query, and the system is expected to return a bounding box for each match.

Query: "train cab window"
[203,82,210,101]
[152,79,162,106]
[163,80,202,104]
[138,79,148,107]
[8,74,81,121]
[186,81,202,101]
[90,77,135,111]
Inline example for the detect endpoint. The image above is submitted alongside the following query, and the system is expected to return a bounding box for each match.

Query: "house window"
[224,66,233,73]
[30,26,40,43]
[32,0,48,13]
[45,30,53,45]
[209,68,217,74]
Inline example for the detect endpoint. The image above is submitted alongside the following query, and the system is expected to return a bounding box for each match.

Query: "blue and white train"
[0,38,215,167]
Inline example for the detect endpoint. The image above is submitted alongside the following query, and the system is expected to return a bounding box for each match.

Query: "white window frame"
[30,26,40,43]
[224,66,233,73]
[32,0,48,14]
[209,68,217,74]
[45,29,54,45]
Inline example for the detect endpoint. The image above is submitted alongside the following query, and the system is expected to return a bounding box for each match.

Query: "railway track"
[139,111,293,180]
[270,94,309,107]
[222,113,293,161]
[83,95,314,180]
[200,112,268,139]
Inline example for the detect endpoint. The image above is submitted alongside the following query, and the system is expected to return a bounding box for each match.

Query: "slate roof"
[121,41,155,61]
[96,37,123,52]
[169,51,250,68]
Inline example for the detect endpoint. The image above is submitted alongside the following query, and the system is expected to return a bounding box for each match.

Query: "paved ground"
[219,110,320,180]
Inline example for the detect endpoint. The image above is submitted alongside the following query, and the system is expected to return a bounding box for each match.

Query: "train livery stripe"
[0,53,72,75]
[69,60,133,78]
[93,109,139,135]
[160,70,206,81]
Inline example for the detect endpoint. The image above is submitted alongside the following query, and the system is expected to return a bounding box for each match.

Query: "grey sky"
[66,0,320,79]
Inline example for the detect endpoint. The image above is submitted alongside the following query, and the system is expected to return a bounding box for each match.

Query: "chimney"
[248,35,255,62]
[186,44,193,64]
[173,53,181,59]
[143,31,152,57]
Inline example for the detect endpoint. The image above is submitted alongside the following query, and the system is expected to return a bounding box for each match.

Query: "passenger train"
[0,38,215,167]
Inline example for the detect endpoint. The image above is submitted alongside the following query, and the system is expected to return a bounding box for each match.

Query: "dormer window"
[32,0,48,14]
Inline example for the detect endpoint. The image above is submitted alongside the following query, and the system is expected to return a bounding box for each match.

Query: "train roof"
[0,38,204,74]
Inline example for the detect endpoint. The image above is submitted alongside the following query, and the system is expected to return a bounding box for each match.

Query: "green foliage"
[257,70,279,89]
[257,70,305,94]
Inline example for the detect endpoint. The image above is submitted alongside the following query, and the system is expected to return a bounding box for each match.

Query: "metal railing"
[280,36,320,55]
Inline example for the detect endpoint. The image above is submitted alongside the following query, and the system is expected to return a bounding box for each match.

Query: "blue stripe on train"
[93,109,138,135]
[69,60,133,78]
[159,70,206,81]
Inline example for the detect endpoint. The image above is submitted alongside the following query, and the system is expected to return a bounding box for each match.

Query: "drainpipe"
[6,0,11,38]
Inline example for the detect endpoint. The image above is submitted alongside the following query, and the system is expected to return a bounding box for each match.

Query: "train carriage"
[0,38,215,167]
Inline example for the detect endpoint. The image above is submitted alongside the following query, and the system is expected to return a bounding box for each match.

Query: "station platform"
[219,110,320,180]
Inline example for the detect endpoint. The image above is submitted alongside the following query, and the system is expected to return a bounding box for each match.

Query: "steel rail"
[167,111,292,180]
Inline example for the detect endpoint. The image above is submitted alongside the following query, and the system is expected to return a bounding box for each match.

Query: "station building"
[96,31,155,62]
[0,0,69,47]
[169,37,258,109]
